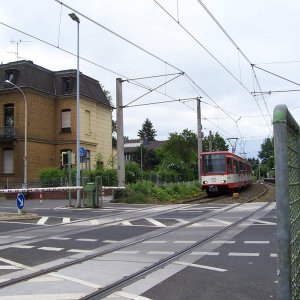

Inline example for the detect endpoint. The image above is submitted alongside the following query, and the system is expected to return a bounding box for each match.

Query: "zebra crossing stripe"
[145,218,167,227]
[37,217,48,225]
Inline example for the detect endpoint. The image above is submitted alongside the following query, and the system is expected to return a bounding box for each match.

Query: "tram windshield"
[202,154,226,174]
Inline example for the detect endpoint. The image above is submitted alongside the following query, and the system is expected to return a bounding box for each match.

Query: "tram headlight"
[221,180,227,184]
[203,181,208,184]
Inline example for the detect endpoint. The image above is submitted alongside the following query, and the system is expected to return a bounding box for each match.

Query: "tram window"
[227,158,233,173]
[233,159,239,173]
[239,161,244,173]
[203,154,226,174]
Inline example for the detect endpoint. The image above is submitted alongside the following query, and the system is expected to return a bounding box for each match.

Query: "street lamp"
[4,80,27,188]
[69,12,81,207]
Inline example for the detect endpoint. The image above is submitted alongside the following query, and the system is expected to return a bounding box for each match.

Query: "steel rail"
[82,200,274,300]
[0,192,272,290]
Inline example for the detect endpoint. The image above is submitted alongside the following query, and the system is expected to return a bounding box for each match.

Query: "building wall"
[80,97,112,168]
[0,61,113,187]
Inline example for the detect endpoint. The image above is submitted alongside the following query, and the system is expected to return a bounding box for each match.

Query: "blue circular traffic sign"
[16,193,25,210]
[80,147,86,157]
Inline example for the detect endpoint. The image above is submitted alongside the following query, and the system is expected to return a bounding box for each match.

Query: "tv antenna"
[9,40,31,60]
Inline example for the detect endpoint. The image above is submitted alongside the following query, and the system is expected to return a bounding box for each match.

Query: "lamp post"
[69,12,81,207]
[140,139,143,173]
[4,80,27,188]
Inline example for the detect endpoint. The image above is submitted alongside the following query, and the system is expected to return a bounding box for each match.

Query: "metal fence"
[273,104,300,300]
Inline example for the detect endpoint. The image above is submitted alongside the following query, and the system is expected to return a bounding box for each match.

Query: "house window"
[4,70,18,83]
[84,150,91,170]
[62,77,74,94]
[85,110,91,134]
[3,148,13,174]
[61,109,71,133]
[4,104,14,127]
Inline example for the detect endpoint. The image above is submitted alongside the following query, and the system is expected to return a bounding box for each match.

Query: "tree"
[258,137,274,177]
[138,118,157,141]
[258,137,274,164]
[202,132,229,152]
[157,129,198,180]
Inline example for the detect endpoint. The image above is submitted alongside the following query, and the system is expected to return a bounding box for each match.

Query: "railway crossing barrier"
[273,104,300,300]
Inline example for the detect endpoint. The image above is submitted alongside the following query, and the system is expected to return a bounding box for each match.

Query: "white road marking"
[121,220,132,226]
[91,219,99,225]
[76,238,97,242]
[106,291,152,300]
[211,240,236,244]
[249,218,276,225]
[175,261,227,272]
[174,241,196,244]
[209,218,232,225]
[62,217,70,223]
[174,218,189,224]
[244,241,270,244]
[49,237,70,240]
[270,253,277,257]
[0,257,36,271]
[142,240,166,244]
[0,293,86,299]
[67,249,94,253]
[145,218,167,227]
[14,236,34,239]
[148,251,174,255]
[11,245,34,249]
[103,240,119,243]
[38,247,64,251]
[37,216,48,225]
[229,252,260,257]
[113,251,140,254]
[49,272,103,289]
[190,252,220,256]
[0,265,20,270]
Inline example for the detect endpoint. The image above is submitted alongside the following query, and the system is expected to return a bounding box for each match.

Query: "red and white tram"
[201,151,252,194]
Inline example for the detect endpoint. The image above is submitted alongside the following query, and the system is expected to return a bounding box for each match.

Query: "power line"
[153,0,252,95]
[124,73,183,107]
[54,0,184,74]
[0,21,185,106]
[195,0,273,130]
[253,65,300,87]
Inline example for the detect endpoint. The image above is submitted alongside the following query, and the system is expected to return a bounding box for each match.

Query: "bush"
[40,168,64,187]
[113,180,203,204]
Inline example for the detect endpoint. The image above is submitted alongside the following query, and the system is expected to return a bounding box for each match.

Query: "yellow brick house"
[0,60,113,187]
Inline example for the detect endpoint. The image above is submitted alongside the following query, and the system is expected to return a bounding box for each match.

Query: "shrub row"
[113,180,203,204]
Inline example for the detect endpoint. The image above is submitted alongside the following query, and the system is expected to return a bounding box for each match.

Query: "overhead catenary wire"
[195,0,272,130]
[55,0,247,130]
[153,0,252,95]
[0,21,186,108]
[253,65,300,87]
[124,73,183,107]
[2,5,253,150]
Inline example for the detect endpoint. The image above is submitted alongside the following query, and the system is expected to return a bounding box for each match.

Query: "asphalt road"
[0,198,277,299]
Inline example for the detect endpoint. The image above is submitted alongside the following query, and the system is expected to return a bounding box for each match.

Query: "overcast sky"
[1,0,299,158]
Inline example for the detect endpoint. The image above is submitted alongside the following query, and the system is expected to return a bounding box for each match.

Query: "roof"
[124,139,165,153]
[0,60,111,108]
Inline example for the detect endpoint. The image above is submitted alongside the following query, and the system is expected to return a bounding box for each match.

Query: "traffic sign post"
[16,193,25,214]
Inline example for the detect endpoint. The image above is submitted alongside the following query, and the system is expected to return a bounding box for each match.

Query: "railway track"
[0,192,275,299]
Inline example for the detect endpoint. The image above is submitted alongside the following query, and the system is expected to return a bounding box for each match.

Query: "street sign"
[80,147,86,157]
[16,193,25,210]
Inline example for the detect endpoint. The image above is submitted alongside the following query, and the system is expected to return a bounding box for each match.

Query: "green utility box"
[84,182,96,208]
